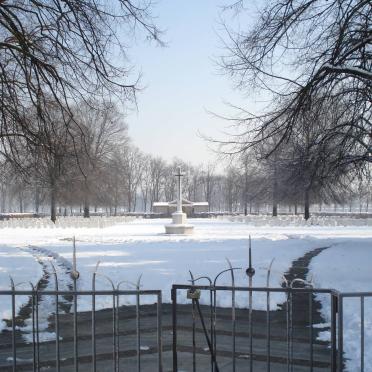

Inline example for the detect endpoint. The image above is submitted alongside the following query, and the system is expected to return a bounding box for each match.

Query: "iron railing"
[1,277,371,371]
[0,265,163,372]
[336,292,372,372]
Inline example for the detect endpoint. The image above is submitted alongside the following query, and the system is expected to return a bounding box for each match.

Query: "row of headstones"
[0,216,137,229]
[224,215,372,227]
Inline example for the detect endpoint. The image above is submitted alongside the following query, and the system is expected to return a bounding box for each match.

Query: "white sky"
[124,0,262,166]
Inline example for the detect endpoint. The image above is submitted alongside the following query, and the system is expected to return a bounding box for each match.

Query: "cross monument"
[175,166,184,213]
[165,166,194,235]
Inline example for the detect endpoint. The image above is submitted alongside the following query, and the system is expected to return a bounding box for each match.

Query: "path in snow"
[5,246,76,346]
[281,246,331,328]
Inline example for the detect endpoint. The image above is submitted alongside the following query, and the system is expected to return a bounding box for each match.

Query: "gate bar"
[172,287,177,371]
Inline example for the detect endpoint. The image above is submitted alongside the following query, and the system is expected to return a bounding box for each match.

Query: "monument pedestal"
[165,212,194,235]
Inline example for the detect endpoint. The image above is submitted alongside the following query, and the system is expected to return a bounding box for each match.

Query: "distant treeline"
[0,99,370,223]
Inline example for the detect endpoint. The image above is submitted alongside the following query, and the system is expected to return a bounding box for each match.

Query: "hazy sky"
[126,0,259,166]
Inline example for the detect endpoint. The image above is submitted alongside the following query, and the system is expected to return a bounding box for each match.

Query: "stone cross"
[175,166,184,213]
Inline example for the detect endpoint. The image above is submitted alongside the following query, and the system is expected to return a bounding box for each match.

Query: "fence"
[0,268,370,371]
[0,267,162,372]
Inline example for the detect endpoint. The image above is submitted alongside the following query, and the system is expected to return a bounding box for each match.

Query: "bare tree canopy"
[220,0,371,164]
[0,0,161,157]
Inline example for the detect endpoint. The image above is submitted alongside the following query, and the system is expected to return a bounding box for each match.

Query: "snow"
[0,216,371,370]
[309,240,372,371]
[0,247,43,331]
[322,63,372,80]
[0,218,322,311]
[38,235,315,311]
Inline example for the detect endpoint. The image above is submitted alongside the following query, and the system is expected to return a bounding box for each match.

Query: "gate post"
[172,286,178,372]
[331,293,338,372]
[337,295,344,372]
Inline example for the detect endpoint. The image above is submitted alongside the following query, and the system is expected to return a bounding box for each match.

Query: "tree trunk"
[35,187,40,214]
[0,185,6,213]
[83,179,90,218]
[294,203,298,215]
[272,168,278,217]
[272,203,278,217]
[50,184,57,223]
[244,169,248,216]
[19,192,23,213]
[143,193,147,212]
[304,189,310,220]
[83,203,90,218]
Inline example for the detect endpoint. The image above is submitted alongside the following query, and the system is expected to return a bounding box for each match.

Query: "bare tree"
[201,163,216,211]
[219,0,371,165]
[148,157,166,209]
[122,145,144,212]
[140,155,153,212]
[25,102,74,222]
[73,100,128,217]
[0,1,161,162]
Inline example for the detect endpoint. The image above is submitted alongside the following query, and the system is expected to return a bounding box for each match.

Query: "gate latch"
[187,288,201,300]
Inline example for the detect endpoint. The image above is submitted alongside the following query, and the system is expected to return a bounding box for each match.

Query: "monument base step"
[165,224,194,235]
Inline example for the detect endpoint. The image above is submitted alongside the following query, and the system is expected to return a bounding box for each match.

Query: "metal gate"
[171,283,338,371]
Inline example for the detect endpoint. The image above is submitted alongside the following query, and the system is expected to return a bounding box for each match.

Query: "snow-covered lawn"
[310,241,372,371]
[0,218,317,310]
[0,216,371,370]
[0,247,42,331]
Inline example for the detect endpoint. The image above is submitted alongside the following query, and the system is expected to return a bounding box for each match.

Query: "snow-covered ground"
[0,216,371,370]
[310,241,372,371]
[0,218,319,309]
[0,247,42,331]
